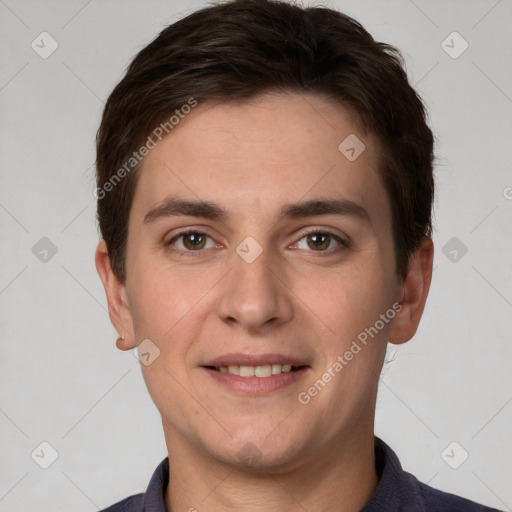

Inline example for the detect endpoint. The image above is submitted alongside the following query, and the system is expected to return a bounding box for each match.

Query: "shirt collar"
[141,455,169,511]
[362,437,426,512]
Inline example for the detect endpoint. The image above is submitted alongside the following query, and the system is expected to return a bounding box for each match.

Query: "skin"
[96,92,433,512]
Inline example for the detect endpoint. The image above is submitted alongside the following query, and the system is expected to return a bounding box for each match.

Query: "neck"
[163,427,379,512]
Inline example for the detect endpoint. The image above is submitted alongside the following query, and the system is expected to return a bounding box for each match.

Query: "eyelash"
[165,228,349,256]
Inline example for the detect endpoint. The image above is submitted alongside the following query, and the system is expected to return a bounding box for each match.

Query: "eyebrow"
[279,198,368,222]
[144,197,226,224]
[143,197,368,224]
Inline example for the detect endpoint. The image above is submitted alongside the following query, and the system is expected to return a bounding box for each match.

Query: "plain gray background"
[1,0,511,510]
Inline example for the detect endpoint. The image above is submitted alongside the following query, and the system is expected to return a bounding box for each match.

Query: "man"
[94,0,500,510]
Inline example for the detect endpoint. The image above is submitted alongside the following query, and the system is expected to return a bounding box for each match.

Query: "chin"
[208,426,307,472]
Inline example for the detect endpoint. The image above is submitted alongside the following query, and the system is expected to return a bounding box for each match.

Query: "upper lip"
[202,353,309,368]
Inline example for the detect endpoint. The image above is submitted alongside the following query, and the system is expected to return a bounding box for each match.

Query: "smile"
[209,364,306,377]
[202,364,310,395]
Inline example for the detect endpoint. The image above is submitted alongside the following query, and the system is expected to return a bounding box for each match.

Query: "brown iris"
[182,232,207,250]
[307,233,331,251]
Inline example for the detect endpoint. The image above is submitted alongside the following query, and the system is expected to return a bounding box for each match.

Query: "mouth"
[204,364,308,378]
[200,355,311,395]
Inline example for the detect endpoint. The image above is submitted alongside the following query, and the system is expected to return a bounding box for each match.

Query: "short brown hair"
[96,0,434,283]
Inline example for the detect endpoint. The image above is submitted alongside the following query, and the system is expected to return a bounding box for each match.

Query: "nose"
[216,246,294,332]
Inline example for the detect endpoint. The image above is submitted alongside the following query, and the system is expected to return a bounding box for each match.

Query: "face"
[99,92,424,472]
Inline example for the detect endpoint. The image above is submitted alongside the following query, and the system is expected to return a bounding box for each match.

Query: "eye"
[293,231,344,252]
[169,231,217,251]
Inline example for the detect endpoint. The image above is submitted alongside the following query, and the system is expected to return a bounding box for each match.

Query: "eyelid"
[165,225,218,242]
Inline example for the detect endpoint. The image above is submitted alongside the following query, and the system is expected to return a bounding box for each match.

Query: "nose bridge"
[216,241,293,330]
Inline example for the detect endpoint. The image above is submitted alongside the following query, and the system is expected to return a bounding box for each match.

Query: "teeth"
[240,365,255,377]
[228,365,240,375]
[217,364,295,377]
[255,365,271,377]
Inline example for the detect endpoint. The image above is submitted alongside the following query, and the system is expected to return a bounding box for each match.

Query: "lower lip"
[202,367,309,395]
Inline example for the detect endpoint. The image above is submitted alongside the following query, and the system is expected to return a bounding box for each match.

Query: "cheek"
[126,262,221,362]
[306,264,389,318]
[128,258,193,330]
[293,259,395,359]
[128,268,202,403]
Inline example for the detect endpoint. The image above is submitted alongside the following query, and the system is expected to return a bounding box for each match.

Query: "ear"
[388,237,434,345]
[95,239,136,351]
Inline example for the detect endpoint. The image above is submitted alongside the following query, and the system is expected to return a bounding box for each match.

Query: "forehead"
[131,92,390,227]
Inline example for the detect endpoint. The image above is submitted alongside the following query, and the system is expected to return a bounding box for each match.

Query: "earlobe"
[115,333,133,351]
[388,237,434,345]
[95,240,136,351]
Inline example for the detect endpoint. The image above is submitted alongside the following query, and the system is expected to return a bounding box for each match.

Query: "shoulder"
[99,457,169,512]
[366,438,501,512]
[415,477,502,512]
[100,493,144,511]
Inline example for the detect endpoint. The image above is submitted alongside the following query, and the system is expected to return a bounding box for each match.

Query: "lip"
[201,353,311,395]
[202,366,310,395]
[202,353,309,368]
